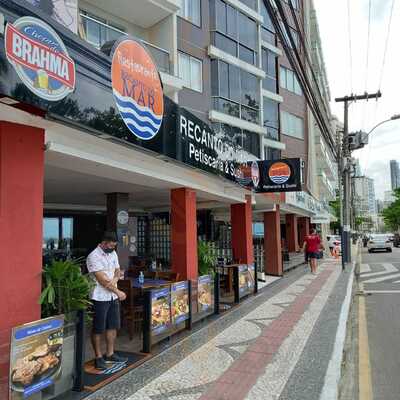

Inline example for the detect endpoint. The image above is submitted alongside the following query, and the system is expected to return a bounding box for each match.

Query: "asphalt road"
[358,246,400,400]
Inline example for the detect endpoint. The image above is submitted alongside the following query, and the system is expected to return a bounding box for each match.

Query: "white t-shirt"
[87,246,120,301]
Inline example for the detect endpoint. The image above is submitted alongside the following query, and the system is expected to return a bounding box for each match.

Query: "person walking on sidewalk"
[303,229,324,275]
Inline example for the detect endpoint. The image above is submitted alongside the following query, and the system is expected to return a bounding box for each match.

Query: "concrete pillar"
[0,122,44,398]
[264,205,283,276]
[231,195,254,264]
[171,188,198,280]
[106,193,130,268]
[286,214,299,252]
[298,217,310,247]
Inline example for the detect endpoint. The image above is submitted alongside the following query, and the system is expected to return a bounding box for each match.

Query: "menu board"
[238,264,255,298]
[151,288,171,336]
[198,275,214,313]
[9,316,64,399]
[171,281,190,325]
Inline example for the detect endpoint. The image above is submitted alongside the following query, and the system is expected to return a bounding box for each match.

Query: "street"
[342,246,400,400]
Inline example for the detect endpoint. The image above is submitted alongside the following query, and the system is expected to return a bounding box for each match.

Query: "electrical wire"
[378,0,396,89]
[362,0,372,130]
[347,0,353,93]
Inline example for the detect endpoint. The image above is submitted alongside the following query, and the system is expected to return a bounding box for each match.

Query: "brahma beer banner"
[4,16,76,101]
[239,158,302,193]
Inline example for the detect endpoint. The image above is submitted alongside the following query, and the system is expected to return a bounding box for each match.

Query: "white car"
[367,234,393,253]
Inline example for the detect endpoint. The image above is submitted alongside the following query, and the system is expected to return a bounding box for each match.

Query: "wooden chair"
[117,280,143,340]
[157,271,180,282]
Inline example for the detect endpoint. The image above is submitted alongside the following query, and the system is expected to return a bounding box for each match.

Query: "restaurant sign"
[111,39,164,141]
[5,16,76,101]
[9,315,64,399]
[171,281,190,325]
[243,158,302,193]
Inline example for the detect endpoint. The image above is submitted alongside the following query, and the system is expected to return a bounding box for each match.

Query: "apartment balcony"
[83,0,180,29]
[80,13,171,74]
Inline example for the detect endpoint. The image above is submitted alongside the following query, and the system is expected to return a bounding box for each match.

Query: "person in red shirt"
[303,229,324,274]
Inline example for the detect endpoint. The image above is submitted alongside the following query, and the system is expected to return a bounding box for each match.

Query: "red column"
[231,195,254,264]
[171,188,198,280]
[285,214,299,252]
[0,122,44,398]
[264,205,283,276]
[298,217,310,247]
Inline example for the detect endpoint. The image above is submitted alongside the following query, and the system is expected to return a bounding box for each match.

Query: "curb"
[319,261,355,400]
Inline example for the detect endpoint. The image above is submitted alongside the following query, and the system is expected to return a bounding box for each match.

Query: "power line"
[378,0,396,89]
[362,0,372,130]
[347,0,353,92]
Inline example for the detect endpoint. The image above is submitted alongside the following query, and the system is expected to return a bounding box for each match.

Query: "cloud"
[314,0,400,199]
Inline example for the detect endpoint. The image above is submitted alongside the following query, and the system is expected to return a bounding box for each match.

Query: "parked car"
[367,234,393,253]
[393,233,400,248]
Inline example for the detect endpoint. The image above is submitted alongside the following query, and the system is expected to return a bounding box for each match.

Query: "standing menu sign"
[150,287,171,336]
[235,264,257,301]
[171,281,190,325]
[9,316,64,399]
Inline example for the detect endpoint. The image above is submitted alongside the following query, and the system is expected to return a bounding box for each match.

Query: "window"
[211,60,260,124]
[178,0,201,26]
[281,111,304,139]
[43,217,73,250]
[264,146,281,160]
[263,99,279,140]
[280,66,302,95]
[210,0,258,65]
[178,52,203,92]
[281,26,300,49]
[239,0,257,10]
[213,123,260,157]
[80,10,125,49]
[262,48,277,92]
[286,0,300,10]
[261,2,276,45]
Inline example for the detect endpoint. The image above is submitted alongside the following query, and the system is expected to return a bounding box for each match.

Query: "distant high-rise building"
[384,190,395,208]
[390,160,400,190]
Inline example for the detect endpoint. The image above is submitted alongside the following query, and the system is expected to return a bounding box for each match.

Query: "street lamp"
[366,114,400,137]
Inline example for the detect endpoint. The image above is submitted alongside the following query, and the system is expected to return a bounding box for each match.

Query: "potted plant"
[39,258,93,396]
[197,240,216,276]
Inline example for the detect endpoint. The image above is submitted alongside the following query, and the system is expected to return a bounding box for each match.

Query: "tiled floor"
[85,257,349,400]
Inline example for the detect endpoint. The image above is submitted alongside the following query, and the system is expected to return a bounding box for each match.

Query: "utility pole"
[335,91,382,265]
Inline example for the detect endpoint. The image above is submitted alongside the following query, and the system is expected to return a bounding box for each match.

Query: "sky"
[313,0,400,199]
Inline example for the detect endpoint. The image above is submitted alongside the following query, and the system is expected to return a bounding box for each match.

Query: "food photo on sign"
[171,281,190,325]
[198,275,213,312]
[151,288,171,336]
[9,316,64,399]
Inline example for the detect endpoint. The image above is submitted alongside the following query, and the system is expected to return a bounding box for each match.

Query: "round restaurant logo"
[4,16,76,101]
[111,39,164,141]
[269,162,291,184]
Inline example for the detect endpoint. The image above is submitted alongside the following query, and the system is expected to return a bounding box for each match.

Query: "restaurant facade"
[0,0,337,398]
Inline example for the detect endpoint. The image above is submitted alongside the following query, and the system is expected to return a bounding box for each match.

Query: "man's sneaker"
[94,357,108,370]
[104,353,128,363]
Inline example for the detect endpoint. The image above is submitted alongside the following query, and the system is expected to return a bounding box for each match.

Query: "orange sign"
[268,162,291,184]
[111,39,163,140]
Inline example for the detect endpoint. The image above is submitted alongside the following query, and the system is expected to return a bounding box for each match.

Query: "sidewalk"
[87,258,352,400]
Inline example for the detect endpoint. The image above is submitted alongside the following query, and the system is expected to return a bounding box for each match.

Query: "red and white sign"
[5,16,75,101]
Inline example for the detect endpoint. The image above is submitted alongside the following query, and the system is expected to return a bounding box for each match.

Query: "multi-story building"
[354,176,377,231]
[384,190,396,208]
[390,159,400,190]
[0,1,337,398]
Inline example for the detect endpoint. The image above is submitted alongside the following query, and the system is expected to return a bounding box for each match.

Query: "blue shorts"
[307,252,319,259]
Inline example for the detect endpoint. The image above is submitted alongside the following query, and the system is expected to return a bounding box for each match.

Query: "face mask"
[103,247,114,254]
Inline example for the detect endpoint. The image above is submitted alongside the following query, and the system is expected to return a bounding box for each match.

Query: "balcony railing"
[80,13,171,74]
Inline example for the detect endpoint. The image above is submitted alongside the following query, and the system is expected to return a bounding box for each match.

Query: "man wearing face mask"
[87,231,127,370]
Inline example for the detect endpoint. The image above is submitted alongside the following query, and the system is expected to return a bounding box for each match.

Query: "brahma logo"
[5,16,75,101]
[111,39,163,140]
[269,162,291,184]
